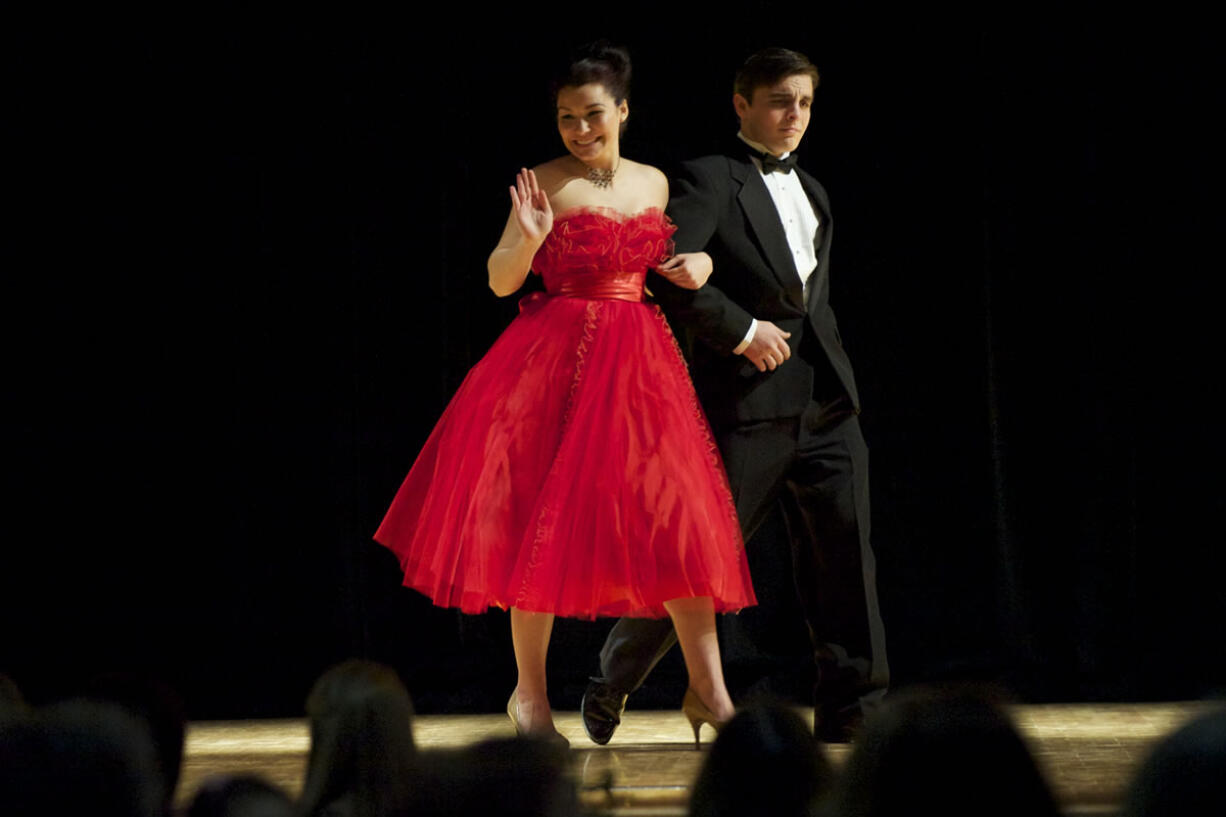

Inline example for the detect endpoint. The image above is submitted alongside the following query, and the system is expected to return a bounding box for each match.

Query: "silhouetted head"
[188,774,293,817]
[297,660,416,817]
[834,686,1061,817]
[689,702,835,817]
[1121,707,1226,817]
[0,699,163,817]
[83,672,187,812]
[410,737,576,817]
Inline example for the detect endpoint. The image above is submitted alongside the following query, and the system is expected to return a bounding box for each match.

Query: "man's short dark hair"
[734,48,820,101]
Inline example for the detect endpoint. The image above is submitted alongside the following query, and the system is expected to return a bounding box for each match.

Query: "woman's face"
[556,83,627,168]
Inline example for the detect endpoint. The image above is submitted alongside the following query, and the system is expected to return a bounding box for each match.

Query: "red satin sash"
[552,272,644,302]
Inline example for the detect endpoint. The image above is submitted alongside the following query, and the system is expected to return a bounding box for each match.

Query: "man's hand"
[656,252,713,290]
[741,320,792,372]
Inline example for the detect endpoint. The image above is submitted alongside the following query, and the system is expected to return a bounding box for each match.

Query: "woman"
[375,43,754,744]
[831,686,1061,817]
[689,704,834,817]
[296,660,417,817]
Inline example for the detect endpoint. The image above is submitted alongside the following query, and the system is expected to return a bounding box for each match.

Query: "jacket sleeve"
[651,159,755,355]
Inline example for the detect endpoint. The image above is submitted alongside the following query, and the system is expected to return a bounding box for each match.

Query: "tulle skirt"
[374,292,755,619]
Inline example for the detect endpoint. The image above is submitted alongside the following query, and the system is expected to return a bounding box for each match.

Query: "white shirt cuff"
[732,319,758,355]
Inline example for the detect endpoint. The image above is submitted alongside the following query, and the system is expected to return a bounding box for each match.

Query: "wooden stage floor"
[178,702,1212,816]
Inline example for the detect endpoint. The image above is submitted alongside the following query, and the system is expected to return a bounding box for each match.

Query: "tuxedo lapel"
[731,157,807,310]
[798,170,832,234]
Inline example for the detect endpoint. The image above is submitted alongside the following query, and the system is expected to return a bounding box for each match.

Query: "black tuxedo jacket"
[649,149,860,428]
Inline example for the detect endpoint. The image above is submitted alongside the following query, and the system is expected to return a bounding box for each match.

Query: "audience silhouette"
[689,702,835,817]
[297,660,418,817]
[831,686,1061,817]
[1121,706,1226,817]
[6,668,1212,816]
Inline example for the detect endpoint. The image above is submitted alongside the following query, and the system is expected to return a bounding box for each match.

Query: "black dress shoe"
[582,679,628,745]
[814,699,863,743]
[812,656,871,743]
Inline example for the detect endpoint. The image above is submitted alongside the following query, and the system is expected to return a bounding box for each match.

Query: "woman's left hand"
[657,252,713,290]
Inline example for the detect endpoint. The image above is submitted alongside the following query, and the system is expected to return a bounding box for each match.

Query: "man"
[583,48,888,743]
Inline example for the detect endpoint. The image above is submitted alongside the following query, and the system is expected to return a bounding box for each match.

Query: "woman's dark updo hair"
[550,41,631,104]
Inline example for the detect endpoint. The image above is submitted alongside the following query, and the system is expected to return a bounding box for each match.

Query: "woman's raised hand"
[509,168,553,244]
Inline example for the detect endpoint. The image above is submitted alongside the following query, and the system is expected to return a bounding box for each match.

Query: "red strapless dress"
[374,207,755,619]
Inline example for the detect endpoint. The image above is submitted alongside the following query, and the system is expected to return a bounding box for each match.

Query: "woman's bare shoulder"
[621,158,666,184]
[619,159,669,206]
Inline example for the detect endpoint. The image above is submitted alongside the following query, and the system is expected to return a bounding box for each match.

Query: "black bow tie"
[749,148,797,174]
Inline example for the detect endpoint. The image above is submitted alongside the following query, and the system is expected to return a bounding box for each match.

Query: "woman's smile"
[556,82,627,169]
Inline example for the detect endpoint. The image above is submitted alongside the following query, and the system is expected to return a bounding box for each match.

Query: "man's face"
[734,73,814,157]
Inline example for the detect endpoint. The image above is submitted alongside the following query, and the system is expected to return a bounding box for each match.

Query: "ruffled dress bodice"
[532,207,675,301]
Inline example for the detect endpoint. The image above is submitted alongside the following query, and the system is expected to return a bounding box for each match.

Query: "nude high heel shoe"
[507,689,570,748]
[682,688,729,748]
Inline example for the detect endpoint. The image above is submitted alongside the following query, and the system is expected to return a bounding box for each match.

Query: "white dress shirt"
[731,132,821,354]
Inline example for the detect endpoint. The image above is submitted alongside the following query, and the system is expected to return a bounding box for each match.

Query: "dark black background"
[5,9,1222,718]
